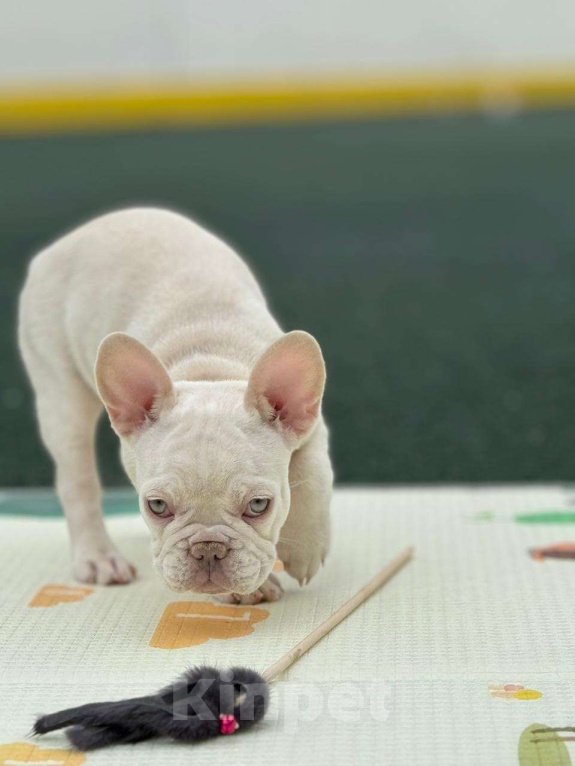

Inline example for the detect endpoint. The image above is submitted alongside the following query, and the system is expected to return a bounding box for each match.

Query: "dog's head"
[95,331,325,595]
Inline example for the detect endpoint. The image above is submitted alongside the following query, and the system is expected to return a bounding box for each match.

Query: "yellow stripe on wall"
[2,70,575,134]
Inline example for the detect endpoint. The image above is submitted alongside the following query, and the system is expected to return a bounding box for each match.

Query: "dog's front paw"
[73,546,136,586]
[216,573,283,605]
[279,544,326,587]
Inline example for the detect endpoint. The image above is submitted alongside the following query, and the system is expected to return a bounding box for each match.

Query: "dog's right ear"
[95,333,175,437]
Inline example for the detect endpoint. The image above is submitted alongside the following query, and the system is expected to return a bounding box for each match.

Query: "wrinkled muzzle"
[152,526,276,595]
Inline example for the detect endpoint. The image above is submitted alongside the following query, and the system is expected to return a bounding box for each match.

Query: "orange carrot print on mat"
[530,544,575,562]
[28,584,93,608]
[0,742,86,765]
[150,601,270,649]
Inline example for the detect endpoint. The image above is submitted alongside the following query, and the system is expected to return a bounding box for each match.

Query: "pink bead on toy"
[220,714,239,735]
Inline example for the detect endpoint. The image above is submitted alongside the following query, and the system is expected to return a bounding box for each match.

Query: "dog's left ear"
[245,331,326,439]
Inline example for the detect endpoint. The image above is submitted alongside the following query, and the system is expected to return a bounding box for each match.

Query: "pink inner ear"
[259,352,322,437]
[270,394,320,436]
[98,340,173,437]
[107,377,159,436]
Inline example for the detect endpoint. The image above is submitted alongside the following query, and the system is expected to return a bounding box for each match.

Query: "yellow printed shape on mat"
[519,723,572,765]
[0,741,85,765]
[150,601,269,649]
[28,585,93,608]
[489,683,542,700]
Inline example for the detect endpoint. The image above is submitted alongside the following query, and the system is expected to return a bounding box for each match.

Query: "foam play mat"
[1,485,575,765]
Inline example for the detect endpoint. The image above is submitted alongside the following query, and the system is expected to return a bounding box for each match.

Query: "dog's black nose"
[190,542,229,562]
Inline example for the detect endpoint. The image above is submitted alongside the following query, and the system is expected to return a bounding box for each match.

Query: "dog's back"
[20,207,280,390]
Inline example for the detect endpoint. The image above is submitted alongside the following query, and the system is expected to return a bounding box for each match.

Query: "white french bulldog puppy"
[19,208,332,604]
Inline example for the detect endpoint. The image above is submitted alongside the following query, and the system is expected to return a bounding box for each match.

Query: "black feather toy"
[34,548,412,751]
[34,666,268,749]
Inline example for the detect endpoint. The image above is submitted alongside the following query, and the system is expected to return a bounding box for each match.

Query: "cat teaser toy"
[34,546,413,750]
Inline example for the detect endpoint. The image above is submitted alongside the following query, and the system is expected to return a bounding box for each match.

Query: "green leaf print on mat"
[515,512,575,524]
[519,724,572,765]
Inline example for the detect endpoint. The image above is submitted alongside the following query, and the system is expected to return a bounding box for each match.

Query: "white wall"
[2,0,575,85]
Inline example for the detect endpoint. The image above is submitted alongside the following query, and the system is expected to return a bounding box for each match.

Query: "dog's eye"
[147,498,168,516]
[247,498,269,515]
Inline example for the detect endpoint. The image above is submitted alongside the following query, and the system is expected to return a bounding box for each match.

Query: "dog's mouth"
[163,568,234,594]
[158,543,273,595]
[193,568,234,593]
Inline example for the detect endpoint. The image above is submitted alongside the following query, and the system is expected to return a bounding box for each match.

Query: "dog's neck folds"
[166,353,250,383]
[146,317,276,385]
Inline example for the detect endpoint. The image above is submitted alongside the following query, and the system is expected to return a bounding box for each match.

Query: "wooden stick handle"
[262,545,413,682]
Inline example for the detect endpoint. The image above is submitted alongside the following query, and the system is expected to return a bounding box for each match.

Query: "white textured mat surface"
[1,485,575,765]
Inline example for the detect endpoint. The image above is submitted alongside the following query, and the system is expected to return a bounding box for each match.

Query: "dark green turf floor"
[2,109,575,485]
